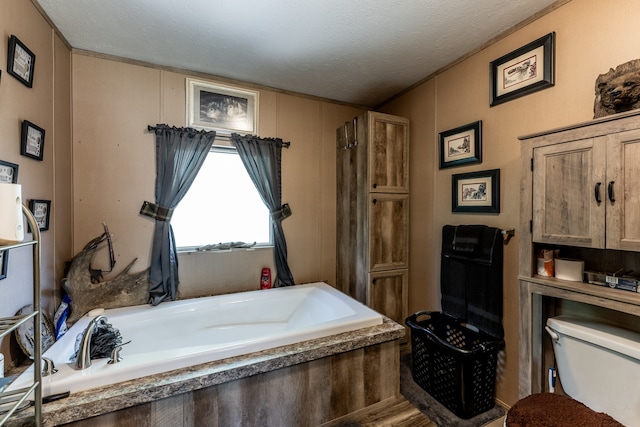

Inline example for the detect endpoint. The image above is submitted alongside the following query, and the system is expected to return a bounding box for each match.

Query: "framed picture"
[452,169,500,213]
[186,78,259,135]
[0,250,7,280]
[29,199,51,231]
[21,120,45,161]
[7,35,36,88]
[439,121,482,169]
[490,32,555,106]
[0,160,19,183]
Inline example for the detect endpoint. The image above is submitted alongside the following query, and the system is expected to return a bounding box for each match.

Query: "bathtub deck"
[8,317,404,427]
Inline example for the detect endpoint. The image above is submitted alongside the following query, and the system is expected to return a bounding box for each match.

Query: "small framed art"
[7,35,36,88]
[186,78,259,135]
[29,199,51,231]
[439,121,482,169]
[0,250,8,280]
[21,120,45,161]
[452,169,500,213]
[490,32,555,107]
[0,160,19,183]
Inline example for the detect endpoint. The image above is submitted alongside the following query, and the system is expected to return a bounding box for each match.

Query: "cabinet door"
[606,129,640,251]
[532,138,605,248]
[368,193,409,271]
[368,269,408,326]
[367,112,409,193]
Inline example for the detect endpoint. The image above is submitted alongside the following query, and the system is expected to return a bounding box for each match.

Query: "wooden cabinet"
[368,270,408,326]
[532,137,605,247]
[369,193,409,272]
[605,128,640,250]
[530,114,640,251]
[336,111,409,327]
[519,110,640,396]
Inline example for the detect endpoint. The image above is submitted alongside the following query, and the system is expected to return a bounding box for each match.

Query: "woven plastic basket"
[406,310,504,419]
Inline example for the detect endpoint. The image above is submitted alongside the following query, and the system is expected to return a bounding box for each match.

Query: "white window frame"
[173,144,273,253]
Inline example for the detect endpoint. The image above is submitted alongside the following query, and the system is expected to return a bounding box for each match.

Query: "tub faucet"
[108,346,123,365]
[42,357,57,376]
[74,315,106,370]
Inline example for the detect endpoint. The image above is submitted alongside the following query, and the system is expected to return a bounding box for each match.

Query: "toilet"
[506,315,640,426]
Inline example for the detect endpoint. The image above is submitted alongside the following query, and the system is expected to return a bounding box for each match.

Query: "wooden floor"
[321,396,436,427]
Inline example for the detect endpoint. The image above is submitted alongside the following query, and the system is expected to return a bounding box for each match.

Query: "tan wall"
[71,54,364,298]
[0,0,72,364]
[381,0,640,406]
[5,0,640,408]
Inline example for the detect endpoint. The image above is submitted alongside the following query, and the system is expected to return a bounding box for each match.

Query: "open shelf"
[0,207,42,426]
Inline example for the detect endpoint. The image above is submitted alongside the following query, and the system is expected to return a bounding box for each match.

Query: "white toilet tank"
[546,315,640,426]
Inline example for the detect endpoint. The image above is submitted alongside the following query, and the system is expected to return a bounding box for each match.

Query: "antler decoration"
[62,227,149,323]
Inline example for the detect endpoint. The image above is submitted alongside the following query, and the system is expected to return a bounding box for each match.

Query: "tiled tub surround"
[8,284,404,426]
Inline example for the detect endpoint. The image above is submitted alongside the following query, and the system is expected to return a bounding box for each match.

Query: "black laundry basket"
[406,310,504,419]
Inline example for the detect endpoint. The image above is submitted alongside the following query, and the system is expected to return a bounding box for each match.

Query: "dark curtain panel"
[231,133,294,287]
[143,125,216,305]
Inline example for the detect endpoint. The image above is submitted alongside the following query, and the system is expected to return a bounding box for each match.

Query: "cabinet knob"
[594,182,602,204]
[372,183,378,189]
[608,181,615,203]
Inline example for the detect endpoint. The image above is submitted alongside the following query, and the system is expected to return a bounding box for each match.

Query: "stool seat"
[505,393,623,427]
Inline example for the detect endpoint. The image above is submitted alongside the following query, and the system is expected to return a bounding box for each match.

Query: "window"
[171,146,271,250]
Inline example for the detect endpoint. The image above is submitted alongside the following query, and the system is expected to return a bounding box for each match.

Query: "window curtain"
[231,133,295,287]
[142,125,216,305]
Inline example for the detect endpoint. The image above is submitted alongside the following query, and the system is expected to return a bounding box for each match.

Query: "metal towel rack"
[501,228,515,244]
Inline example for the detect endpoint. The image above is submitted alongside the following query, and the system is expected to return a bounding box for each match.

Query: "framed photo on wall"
[186,78,259,135]
[490,32,555,106]
[21,120,45,161]
[0,250,8,280]
[7,35,36,88]
[452,169,500,213]
[29,199,51,231]
[439,121,482,169]
[0,160,19,183]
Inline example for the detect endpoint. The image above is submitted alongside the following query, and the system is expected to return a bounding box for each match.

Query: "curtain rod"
[146,125,290,148]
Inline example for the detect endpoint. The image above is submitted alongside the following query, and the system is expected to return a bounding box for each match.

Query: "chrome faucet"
[42,357,57,376]
[74,315,106,370]
[108,346,123,364]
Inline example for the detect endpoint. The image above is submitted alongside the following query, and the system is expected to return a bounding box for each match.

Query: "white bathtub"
[8,282,382,397]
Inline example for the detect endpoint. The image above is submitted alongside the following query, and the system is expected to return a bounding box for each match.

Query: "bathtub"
[7,282,383,398]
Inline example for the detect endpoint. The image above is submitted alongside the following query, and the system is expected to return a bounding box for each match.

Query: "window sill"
[177,245,273,255]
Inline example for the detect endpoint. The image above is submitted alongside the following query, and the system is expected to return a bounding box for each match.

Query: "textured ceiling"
[35,0,560,107]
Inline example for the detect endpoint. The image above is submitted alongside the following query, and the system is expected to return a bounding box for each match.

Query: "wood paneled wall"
[61,341,399,427]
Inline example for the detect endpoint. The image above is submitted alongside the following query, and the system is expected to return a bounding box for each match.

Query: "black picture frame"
[439,121,482,169]
[29,199,51,231]
[452,169,500,213]
[0,160,19,183]
[0,250,8,280]
[21,120,45,161]
[490,32,555,107]
[7,35,36,88]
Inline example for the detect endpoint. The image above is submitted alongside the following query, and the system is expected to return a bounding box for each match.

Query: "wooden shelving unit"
[518,110,640,398]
